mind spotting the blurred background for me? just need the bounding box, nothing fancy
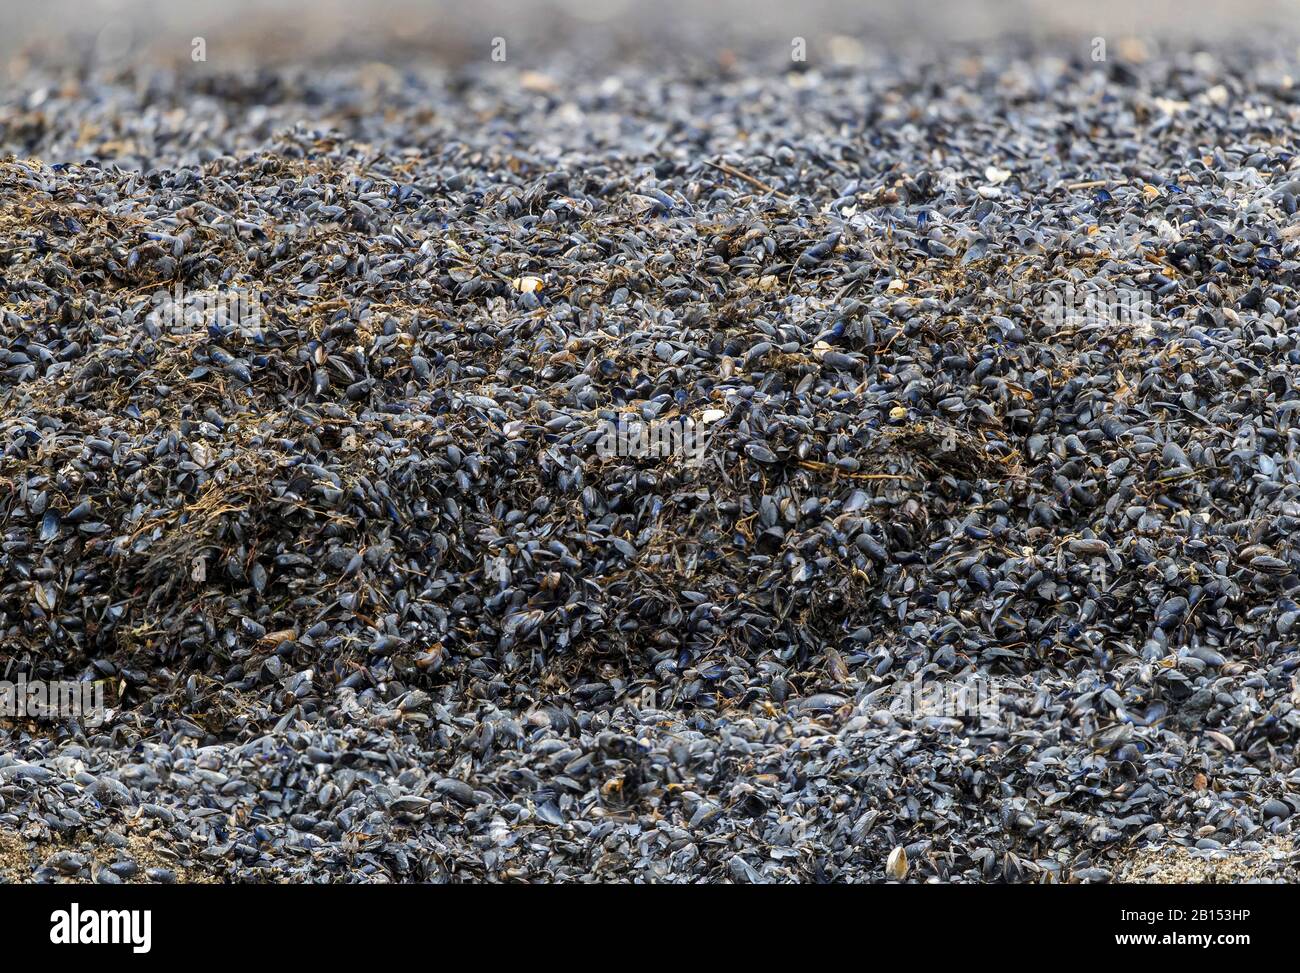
[3,0,1299,76]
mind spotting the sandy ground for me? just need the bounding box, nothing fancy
[1117,839,1297,883]
[0,824,222,884]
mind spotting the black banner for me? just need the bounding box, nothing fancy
[0,883,1280,961]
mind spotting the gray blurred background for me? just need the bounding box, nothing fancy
[3,0,1299,75]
